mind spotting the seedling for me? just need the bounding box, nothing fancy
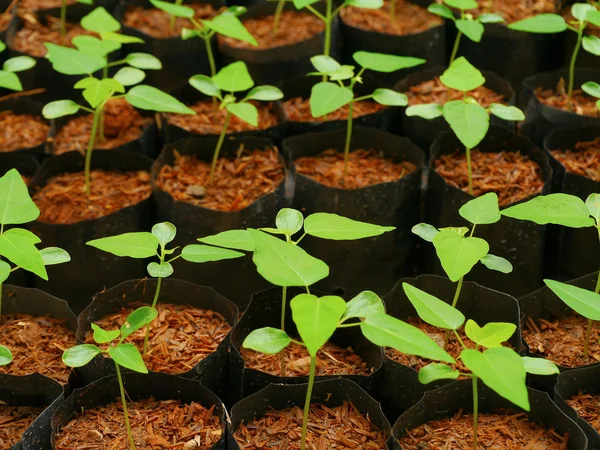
[62,306,157,450]
[308,52,425,184]
[244,291,455,450]
[60,0,94,38]
[0,346,11,366]
[502,193,600,358]
[42,7,194,196]
[86,221,244,355]
[406,57,524,195]
[508,4,600,112]
[0,41,36,96]
[582,81,600,109]
[0,169,71,318]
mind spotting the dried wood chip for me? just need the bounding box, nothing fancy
[282,97,385,123]
[0,404,44,449]
[551,139,600,182]
[463,0,556,23]
[536,85,600,117]
[566,391,600,433]
[11,17,93,57]
[0,111,49,152]
[123,4,215,38]
[406,77,506,108]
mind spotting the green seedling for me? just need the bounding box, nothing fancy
[582,81,600,110]
[86,221,244,355]
[0,345,11,366]
[0,41,36,95]
[186,61,283,184]
[60,0,94,38]
[502,193,600,358]
[42,7,194,197]
[308,52,425,184]
[509,3,600,112]
[62,306,157,450]
[244,291,455,450]
[0,169,71,318]
[406,57,524,195]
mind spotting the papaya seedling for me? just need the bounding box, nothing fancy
[0,345,11,366]
[0,41,36,94]
[60,0,94,38]
[582,81,600,109]
[62,306,157,450]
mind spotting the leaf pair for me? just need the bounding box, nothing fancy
[0,42,36,92]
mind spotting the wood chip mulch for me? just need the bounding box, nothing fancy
[33,170,152,224]
[155,147,284,211]
[406,77,506,108]
[234,400,387,449]
[468,0,556,24]
[397,410,569,449]
[340,0,442,35]
[123,4,215,39]
[0,13,11,32]
[85,302,232,374]
[18,0,76,13]
[241,340,373,377]
[523,314,600,368]
[51,99,152,155]
[0,111,49,152]
[295,148,415,189]
[551,140,600,182]
[536,83,599,117]
[283,97,385,122]
[434,150,544,206]
[54,398,223,450]
[0,405,44,449]
[167,101,280,135]
[566,391,600,433]
[10,17,92,57]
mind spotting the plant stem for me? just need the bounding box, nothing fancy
[324,0,332,57]
[341,100,354,185]
[449,31,462,65]
[115,363,136,450]
[595,227,600,294]
[444,276,464,350]
[584,319,593,358]
[466,147,474,196]
[567,29,583,112]
[272,0,286,34]
[209,111,230,185]
[390,0,395,22]
[84,109,101,197]
[280,286,287,377]
[472,375,479,450]
[60,0,67,39]
[98,106,106,142]
[300,356,317,450]
[143,276,162,357]
[204,35,216,77]
[170,0,184,31]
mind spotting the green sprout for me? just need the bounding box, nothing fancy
[0,346,11,366]
[62,306,157,450]
[406,57,524,196]
[60,0,93,38]
[0,41,36,95]
[582,81,600,109]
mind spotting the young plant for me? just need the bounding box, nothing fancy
[508,4,600,111]
[308,51,425,184]
[0,346,11,366]
[60,0,94,38]
[42,7,194,196]
[406,57,524,195]
[582,80,600,109]
[0,41,36,96]
[502,193,600,358]
[62,306,157,450]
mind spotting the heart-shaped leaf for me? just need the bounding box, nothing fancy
[464,319,516,348]
[403,283,465,330]
[0,169,39,225]
[304,213,395,240]
[243,327,292,354]
[433,230,489,282]
[443,100,489,149]
[309,82,353,117]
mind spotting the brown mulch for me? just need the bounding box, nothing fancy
[566,391,600,433]
[470,0,556,24]
[18,0,75,13]
[406,77,506,108]
[123,3,215,39]
[234,400,387,449]
[51,99,152,155]
[156,147,284,211]
[10,17,92,57]
[0,313,75,384]
[0,13,11,32]
[536,83,599,117]
[523,315,600,368]
[54,398,223,450]
[551,140,600,182]
[295,148,416,189]
[0,405,44,449]
[397,410,569,449]
[341,0,442,35]
[283,97,385,122]
[241,340,373,377]
[0,111,49,152]
[220,11,324,49]
[168,101,280,135]
[33,170,152,224]
[434,150,544,206]
[84,302,232,374]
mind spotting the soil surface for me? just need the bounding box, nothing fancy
[54,398,223,449]
[396,410,569,449]
[536,83,599,116]
[283,97,385,122]
[566,391,600,433]
[241,340,373,377]
[295,148,415,189]
[156,146,284,211]
[434,150,545,206]
[123,3,215,39]
[33,169,152,224]
[341,0,442,35]
[18,0,76,13]
[0,405,44,449]
[11,17,91,57]
[234,400,386,449]
[52,99,152,155]
[551,139,600,182]
[85,302,232,374]
[0,111,49,152]
[406,77,506,108]
[523,314,600,367]
[168,100,280,135]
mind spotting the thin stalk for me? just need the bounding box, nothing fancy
[466,147,474,196]
[472,375,479,450]
[143,275,163,356]
[98,106,106,142]
[449,31,462,65]
[60,0,67,39]
[390,0,395,22]
[84,109,101,197]
[341,100,354,185]
[595,227,600,294]
[280,286,287,376]
[323,0,332,57]
[204,35,217,77]
[209,111,231,185]
[115,363,136,450]
[272,0,286,34]
[444,276,464,350]
[567,29,583,112]
[300,356,317,450]
[169,0,184,30]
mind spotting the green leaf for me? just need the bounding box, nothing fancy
[125,85,195,114]
[352,51,425,73]
[147,261,173,278]
[204,13,258,46]
[309,82,353,117]
[291,294,346,357]
[72,35,120,57]
[342,291,385,321]
[427,4,454,19]
[40,247,70,266]
[572,3,595,21]
[243,327,292,354]
[189,74,221,97]
[480,254,513,273]
[372,88,408,106]
[181,244,244,263]
[418,363,459,384]
[42,100,80,119]
[479,13,504,23]
[126,53,162,70]
[583,36,600,56]
[443,100,489,149]
[74,77,98,89]
[411,223,439,242]
[101,32,144,44]
[489,103,525,121]
[402,283,465,330]
[293,0,319,8]
[91,323,120,344]
[522,356,559,375]
[344,0,383,8]
[586,193,600,224]
[456,19,484,43]
[87,232,159,258]
[326,65,355,81]
[311,55,341,74]
[198,230,254,251]
[108,343,148,373]
[582,81,600,98]
[213,61,254,92]
[121,306,158,339]
[440,57,485,91]
[62,344,101,367]
[0,229,47,280]
[245,85,283,101]
[588,9,600,27]
[459,192,501,225]
[508,14,567,33]
[304,213,395,240]
[276,208,304,235]
[45,44,107,75]
[544,279,600,320]
[3,56,35,73]
[0,42,5,53]
[464,319,516,348]
[0,169,40,225]
[0,346,12,366]
[81,7,121,33]
[440,226,470,236]
[149,0,195,17]
[433,229,489,282]
[227,102,258,126]
[83,78,124,108]
[406,103,443,119]
[114,67,146,86]
[0,261,10,284]
[444,0,477,9]
[0,71,21,91]
[501,194,595,228]
[2,228,40,244]
[151,222,176,246]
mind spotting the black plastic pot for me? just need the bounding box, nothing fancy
[227,378,396,449]
[393,379,588,449]
[424,126,552,299]
[50,372,226,449]
[283,127,424,298]
[29,151,152,314]
[0,98,48,159]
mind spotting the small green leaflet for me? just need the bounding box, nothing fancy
[508,14,567,33]
[342,291,385,321]
[0,169,40,225]
[204,13,258,47]
[227,102,258,126]
[433,230,489,282]
[443,100,489,149]
[309,82,353,117]
[0,71,21,91]
[121,307,158,339]
[0,228,47,280]
[181,244,244,263]
[81,7,121,33]
[114,67,146,86]
[586,193,600,224]
[418,363,459,384]
[189,75,221,97]
[3,56,36,73]
[44,44,107,75]
[243,327,292,354]
[411,223,439,242]
[402,283,465,330]
[91,323,120,344]
[275,208,304,235]
[147,261,174,278]
[87,232,159,258]
[427,4,453,19]
[521,356,559,375]
[108,343,148,373]
[464,319,516,348]
[0,261,10,284]
[62,344,102,367]
[42,100,80,119]
[444,0,477,9]
[582,81,600,99]
[459,192,501,225]
[583,36,600,56]
[246,86,284,101]
[40,247,71,266]
[544,279,600,321]
[406,103,443,119]
[126,53,162,70]
[213,61,254,92]
[488,103,525,121]
[151,222,176,246]
[456,20,484,43]
[480,254,513,273]
[198,230,254,251]
[372,89,408,106]
[125,85,195,114]
[352,51,425,73]
[304,213,395,240]
[150,0,195,18]
[440,57,486,92]
[0,346,12,366]
[501,194,595,228]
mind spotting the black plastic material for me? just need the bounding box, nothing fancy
[0,98,47,159]
[424,126,552,299]
[283,127,424,298]
[393,379,588,449]
[50,372,226,450]
[227,378,396,449]
[29,151,152,314]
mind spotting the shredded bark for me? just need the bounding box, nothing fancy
[397,410,569,449]
[123,4,215,39]
[51,99,152,155]
[295,148,415,189]
[566,391,600,433]
[54,398,223,450]
[33,170,152,224]
[241,340,373,377]
[18,0,76,13]
[406,77,506,108]
[434,150,544,206]
[551,139,600,182]
[234,401,386,449]
[341,0,442,35]
[156,147,284,211]
[11,17,92,57]
[0,404,44,449]
[563,7,600,37]
[469,0,556,24]
[283,97,385,122]
[0,111,49,152]
[535,82,599,117]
